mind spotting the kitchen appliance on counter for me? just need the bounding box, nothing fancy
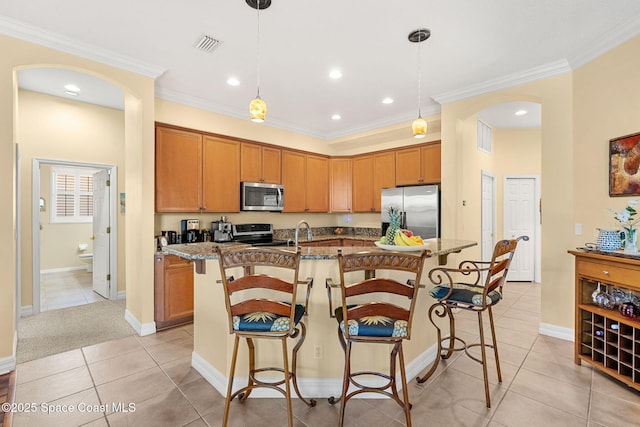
[241,182,284,211]
[232,223,290,246]
[181,219,202,243]
[381,185,440,239]
[212,220,233,242]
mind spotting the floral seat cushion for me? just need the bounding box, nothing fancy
[334,307,407,338]
[233,304,305,332]
[429,283,502,307]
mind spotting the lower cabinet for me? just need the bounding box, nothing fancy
[154,254,194,330]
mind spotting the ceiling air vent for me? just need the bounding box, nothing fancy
[194,34,223,53]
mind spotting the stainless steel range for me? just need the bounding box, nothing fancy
[231,223,290,246]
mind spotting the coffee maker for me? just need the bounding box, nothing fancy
[181,219,200,243]
[212,219,233,242]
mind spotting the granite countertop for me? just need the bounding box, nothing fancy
[163,239,477,261]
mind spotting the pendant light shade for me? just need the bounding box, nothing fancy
[250,96,267,122]
[412,117,427,138]
[409,28,430,138]
[247,0,271,122]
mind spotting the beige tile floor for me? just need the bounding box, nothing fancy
[40,270,105,311]
[12,281,640,426]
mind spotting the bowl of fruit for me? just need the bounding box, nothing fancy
[376,229,429,252]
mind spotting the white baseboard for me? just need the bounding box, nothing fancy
[539,322,574,341]
[20,305,33,317]
[191,342,439,399]
[0,332,17,374]
[117,290,126,300]
[40,266,86,274]
[124,309,156,337]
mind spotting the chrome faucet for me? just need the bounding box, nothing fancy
[295,220,312,247]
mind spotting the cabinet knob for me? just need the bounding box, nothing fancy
[603,270,609,275]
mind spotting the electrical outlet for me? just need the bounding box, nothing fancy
[313,345,322,359]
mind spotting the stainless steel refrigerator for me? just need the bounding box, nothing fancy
[381,185,440,239]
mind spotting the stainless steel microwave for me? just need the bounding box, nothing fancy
[241,182,284,211]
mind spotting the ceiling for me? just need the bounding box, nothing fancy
[3,1,640,140]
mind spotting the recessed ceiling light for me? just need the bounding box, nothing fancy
[332,114,341,120]
[382,97,394,104]
[329,69,342,79]
[64,84,80,93]
[515,109,527,116]
[64,91,79,96]
[227,77,240,86]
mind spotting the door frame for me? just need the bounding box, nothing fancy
[30,158,118,315]
[480,170,497,263]
[504,174,541,282]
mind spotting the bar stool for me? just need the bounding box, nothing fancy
[416,236,528,407]
[326,249,427,427]
[215,246,316,427]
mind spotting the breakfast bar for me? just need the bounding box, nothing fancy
[165,238,476,397]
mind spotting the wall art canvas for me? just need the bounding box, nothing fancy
[610,132,640,196]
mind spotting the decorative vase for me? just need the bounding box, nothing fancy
[623,228,638,253]
[596,228,622,251]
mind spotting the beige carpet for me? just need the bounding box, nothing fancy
[17,300,136,364]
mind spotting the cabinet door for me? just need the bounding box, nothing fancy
[261,146,281,184]
[202,136,240,212]
[306,154,330,212]
[164,262,194,321]
[240,142,262,183]
[352,155,375,212]
[282,150,307,212]
[373,152,396,212]
[155,126,202,212]
[395,146,422,186]
[421,143,441,183]
[331,158,352,213]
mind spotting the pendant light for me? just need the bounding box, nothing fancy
[247,0,271,122]
[409,28,430,138]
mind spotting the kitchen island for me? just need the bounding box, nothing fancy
[165,238,476,398]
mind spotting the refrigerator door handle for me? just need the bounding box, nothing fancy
[401,211,407,229]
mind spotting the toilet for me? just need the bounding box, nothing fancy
[79,253,93,272]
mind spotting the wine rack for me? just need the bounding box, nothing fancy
[570,250,640,391]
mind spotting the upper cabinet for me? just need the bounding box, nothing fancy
[395,142,441,186]
[155,126,203,212]
[330,158,352,213]
[202,136,240,212]
[282,150,329,213]
[352,151,396,212]
[155,124,240,213]
[241,142,281,184]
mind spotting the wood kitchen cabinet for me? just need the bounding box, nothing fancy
[155,124,240,213]
[282,150,329,213]
[202,135,240,212]
[352,151,396,212]
[330,158,352,213]
[154,254,194,330]
[570,250,640,392]
[395,142,441,186]
[241,142,281,184]
[155,126,203,212]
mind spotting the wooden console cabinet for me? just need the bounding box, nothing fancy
[570,250,640,391]
[154,253,194,330]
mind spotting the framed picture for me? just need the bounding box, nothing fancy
[610,131,640,196]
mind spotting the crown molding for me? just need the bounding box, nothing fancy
[433,59,572,105]
[569,14,640,70]
[0,15,166,78]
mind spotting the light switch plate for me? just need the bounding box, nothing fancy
[575,223,582,235]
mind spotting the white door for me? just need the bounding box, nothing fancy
[504,177,535,281]
[481,172,496,262]
[93,169,111,298]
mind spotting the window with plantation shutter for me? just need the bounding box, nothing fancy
[51,168,96,223]
[478,119,493,153]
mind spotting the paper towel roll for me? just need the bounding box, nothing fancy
[78,243,88,251]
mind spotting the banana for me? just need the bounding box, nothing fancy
[394,231,405,245]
